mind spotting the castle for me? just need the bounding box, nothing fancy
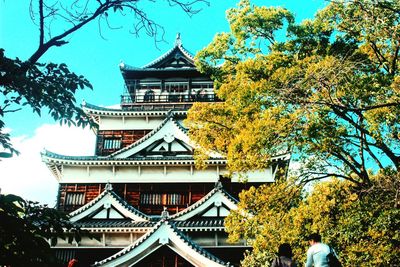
[42,36,289,266]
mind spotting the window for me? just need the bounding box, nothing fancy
[140,193,187,206]
[103,138,121,150]
[165,81,188,92]
[138,80,161,90]
[191,81,213,90]
[65,192,85,206]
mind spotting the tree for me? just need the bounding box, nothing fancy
[0,193,86,267]
[225,173,400,266]
[0,0,209,157]
[186,1,400,265]
[0,0,209,264]
[187,0,400,188]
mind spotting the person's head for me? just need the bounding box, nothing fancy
[277,243,293,258]
[307,233,322,245]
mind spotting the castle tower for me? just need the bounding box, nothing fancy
[42,37,289,266]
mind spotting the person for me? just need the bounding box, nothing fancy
[305,233,338,267]
[68,259,79,267]
[271,243,297,267]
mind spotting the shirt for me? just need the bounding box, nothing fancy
[305,243,331,267]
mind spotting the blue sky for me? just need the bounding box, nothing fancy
[0,0,325,204]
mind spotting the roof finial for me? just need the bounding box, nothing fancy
[161,206,169,220]
[215,181,223,190]
[105,182,113,191]
[175,33,181,46]
[119,60,125,69]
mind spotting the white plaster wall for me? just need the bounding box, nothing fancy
[105,233,132,247]
[231,168,274,183]
[99,116,164,130]
[60,165,221,183]
[79,234,104,246]
[60,165,275,183]
[54,233,146,248]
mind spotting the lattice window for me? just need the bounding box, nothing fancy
[65,192,85,206]
[165,81,188,92]
[138,80,161,90]
[140,193,187,205]
[103,138,121,150]
[191,81,213,90]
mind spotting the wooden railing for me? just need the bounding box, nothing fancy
[121,92,220,105]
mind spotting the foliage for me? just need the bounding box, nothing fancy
[0,0,209,157]
[187,0,400,187]
[0,49,94,158]
[225,172,400,266]
[0,193,86,267]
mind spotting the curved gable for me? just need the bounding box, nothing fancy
[110,114,193,159]
[170,183,238,221]
[93,220,232,267]
[69,185,150,223]
[142,36,195,69]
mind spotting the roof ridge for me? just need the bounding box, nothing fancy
[107,110,175,158]
[81,102,122,112]
[93,219,233,267]
[68,187,150,221]
[142,42,194,69]
[169,183,238,220]
[168,221,231,266]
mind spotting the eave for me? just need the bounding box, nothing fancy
[69,185,151,223]
[82,102,187,117]
[42,151,226,166]
[93,219,233,267]
[120,67,205,80]
[170,182,238,221]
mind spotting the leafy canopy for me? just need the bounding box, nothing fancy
[0,193,87,267]
[187,0,400,188]
[225,172,400,266]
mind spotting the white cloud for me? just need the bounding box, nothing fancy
[0,124,95,206]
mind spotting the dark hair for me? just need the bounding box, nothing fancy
[278,243,293,258]
[307,233,322,242]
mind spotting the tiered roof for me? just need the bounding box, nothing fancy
[142,34,195,69]
[68,183,151,223]
[93,220,233,267]
[69,182,237,231]
[41,113,226,180]
[170,182,238,221]
[67,182,238,266]
[119,34,200,80]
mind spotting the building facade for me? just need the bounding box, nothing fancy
[42,37,289,267]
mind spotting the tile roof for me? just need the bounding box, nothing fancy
[174,218,225,229]
[74,218,227,231]
[142,42,195,69]
[69,185,151,222]
[169,182,238,220]
[42,149,220,162]
[74,219,155,228]
[93,219,233,267]
[82,101,189,115]
[108,111,178,158]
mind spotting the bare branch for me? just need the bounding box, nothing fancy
[39,0,45,46]
[298,171,361,186]
[27,0,209,64]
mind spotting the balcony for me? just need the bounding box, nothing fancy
[121,92,221,108]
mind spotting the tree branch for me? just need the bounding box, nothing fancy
[299,171,361,186]
[39,0,44,46]
[331,106,399,169]
[28,0,209,64]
